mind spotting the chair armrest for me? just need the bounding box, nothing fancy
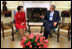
[57,21,62,27]
[11,18,15,24]
[11,18,16,33]
[59,21,62,23]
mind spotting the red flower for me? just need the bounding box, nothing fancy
[39,46,42,48]
[43,45,48,48]
[40,42,44,44]
[26,43,29,46]
[43,43,48,48]
[38,33,42,37]
[25,35,28,38]
[37,43,41,46]
[34,47,37,48]
[44,39,48,44]
[26,41,31,46]
[35,33,38,36]
[29,45,32,48]
[31,33,34,36]
[28,41,31,45]
[22,37,26,41]
[20,40,24,45]
[40,42,48,48]
[22,45,25,48]
[43,37,45,40]
[35,40,37,43]
[29,33,34,39]
[35,36,39,42]
[40,37,43,42]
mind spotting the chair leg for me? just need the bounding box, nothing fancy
[11,22,15,41]
[28,25,31,34]
[57,33,60,42]
[68,31,70,41]
[57,26,60,42]
[12,27,14,41]
[2,26,4,40]
[25,28,27,33]
[68,23,71,41]
[12,32,14,41]
[2,27,4,40]
[1,22,4,40]
[27,21,31,34]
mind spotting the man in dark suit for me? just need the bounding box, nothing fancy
[40,5,60,39]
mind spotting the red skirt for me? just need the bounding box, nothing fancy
[15,24,26,30]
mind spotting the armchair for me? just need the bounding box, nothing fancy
[11,10,29,41]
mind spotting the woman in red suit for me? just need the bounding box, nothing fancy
[15,6,26,39]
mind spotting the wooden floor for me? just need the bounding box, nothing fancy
[1,33,71,48]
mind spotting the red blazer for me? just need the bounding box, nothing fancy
[15,12,26,29]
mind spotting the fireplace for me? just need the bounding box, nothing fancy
[27,8,47,22]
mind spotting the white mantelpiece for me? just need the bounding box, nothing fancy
[23,1,51,11]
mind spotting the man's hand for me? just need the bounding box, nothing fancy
[21,22,24,26]
[40,15,44,18]
[54,22,57,27]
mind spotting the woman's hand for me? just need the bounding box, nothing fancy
[21,22,24,26]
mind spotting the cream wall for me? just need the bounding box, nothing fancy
[55,1,71,14]
[55,1,71,23]
[1,1,71,11]
[55,1,71,8]
[1,1,20,10]
[1,1,71,23]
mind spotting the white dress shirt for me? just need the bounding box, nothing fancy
[49,11,54,21]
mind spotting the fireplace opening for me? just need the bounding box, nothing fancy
[27,8,47,22]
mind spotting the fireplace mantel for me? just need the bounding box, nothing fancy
[23,1,51,11]
[23,1,51,3]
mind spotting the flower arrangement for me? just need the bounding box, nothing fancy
[20,33,48,48]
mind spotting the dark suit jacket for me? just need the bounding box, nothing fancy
[44,10,60,23]
[43,10,60,28]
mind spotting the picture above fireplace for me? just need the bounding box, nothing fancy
[27,8,47,22]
